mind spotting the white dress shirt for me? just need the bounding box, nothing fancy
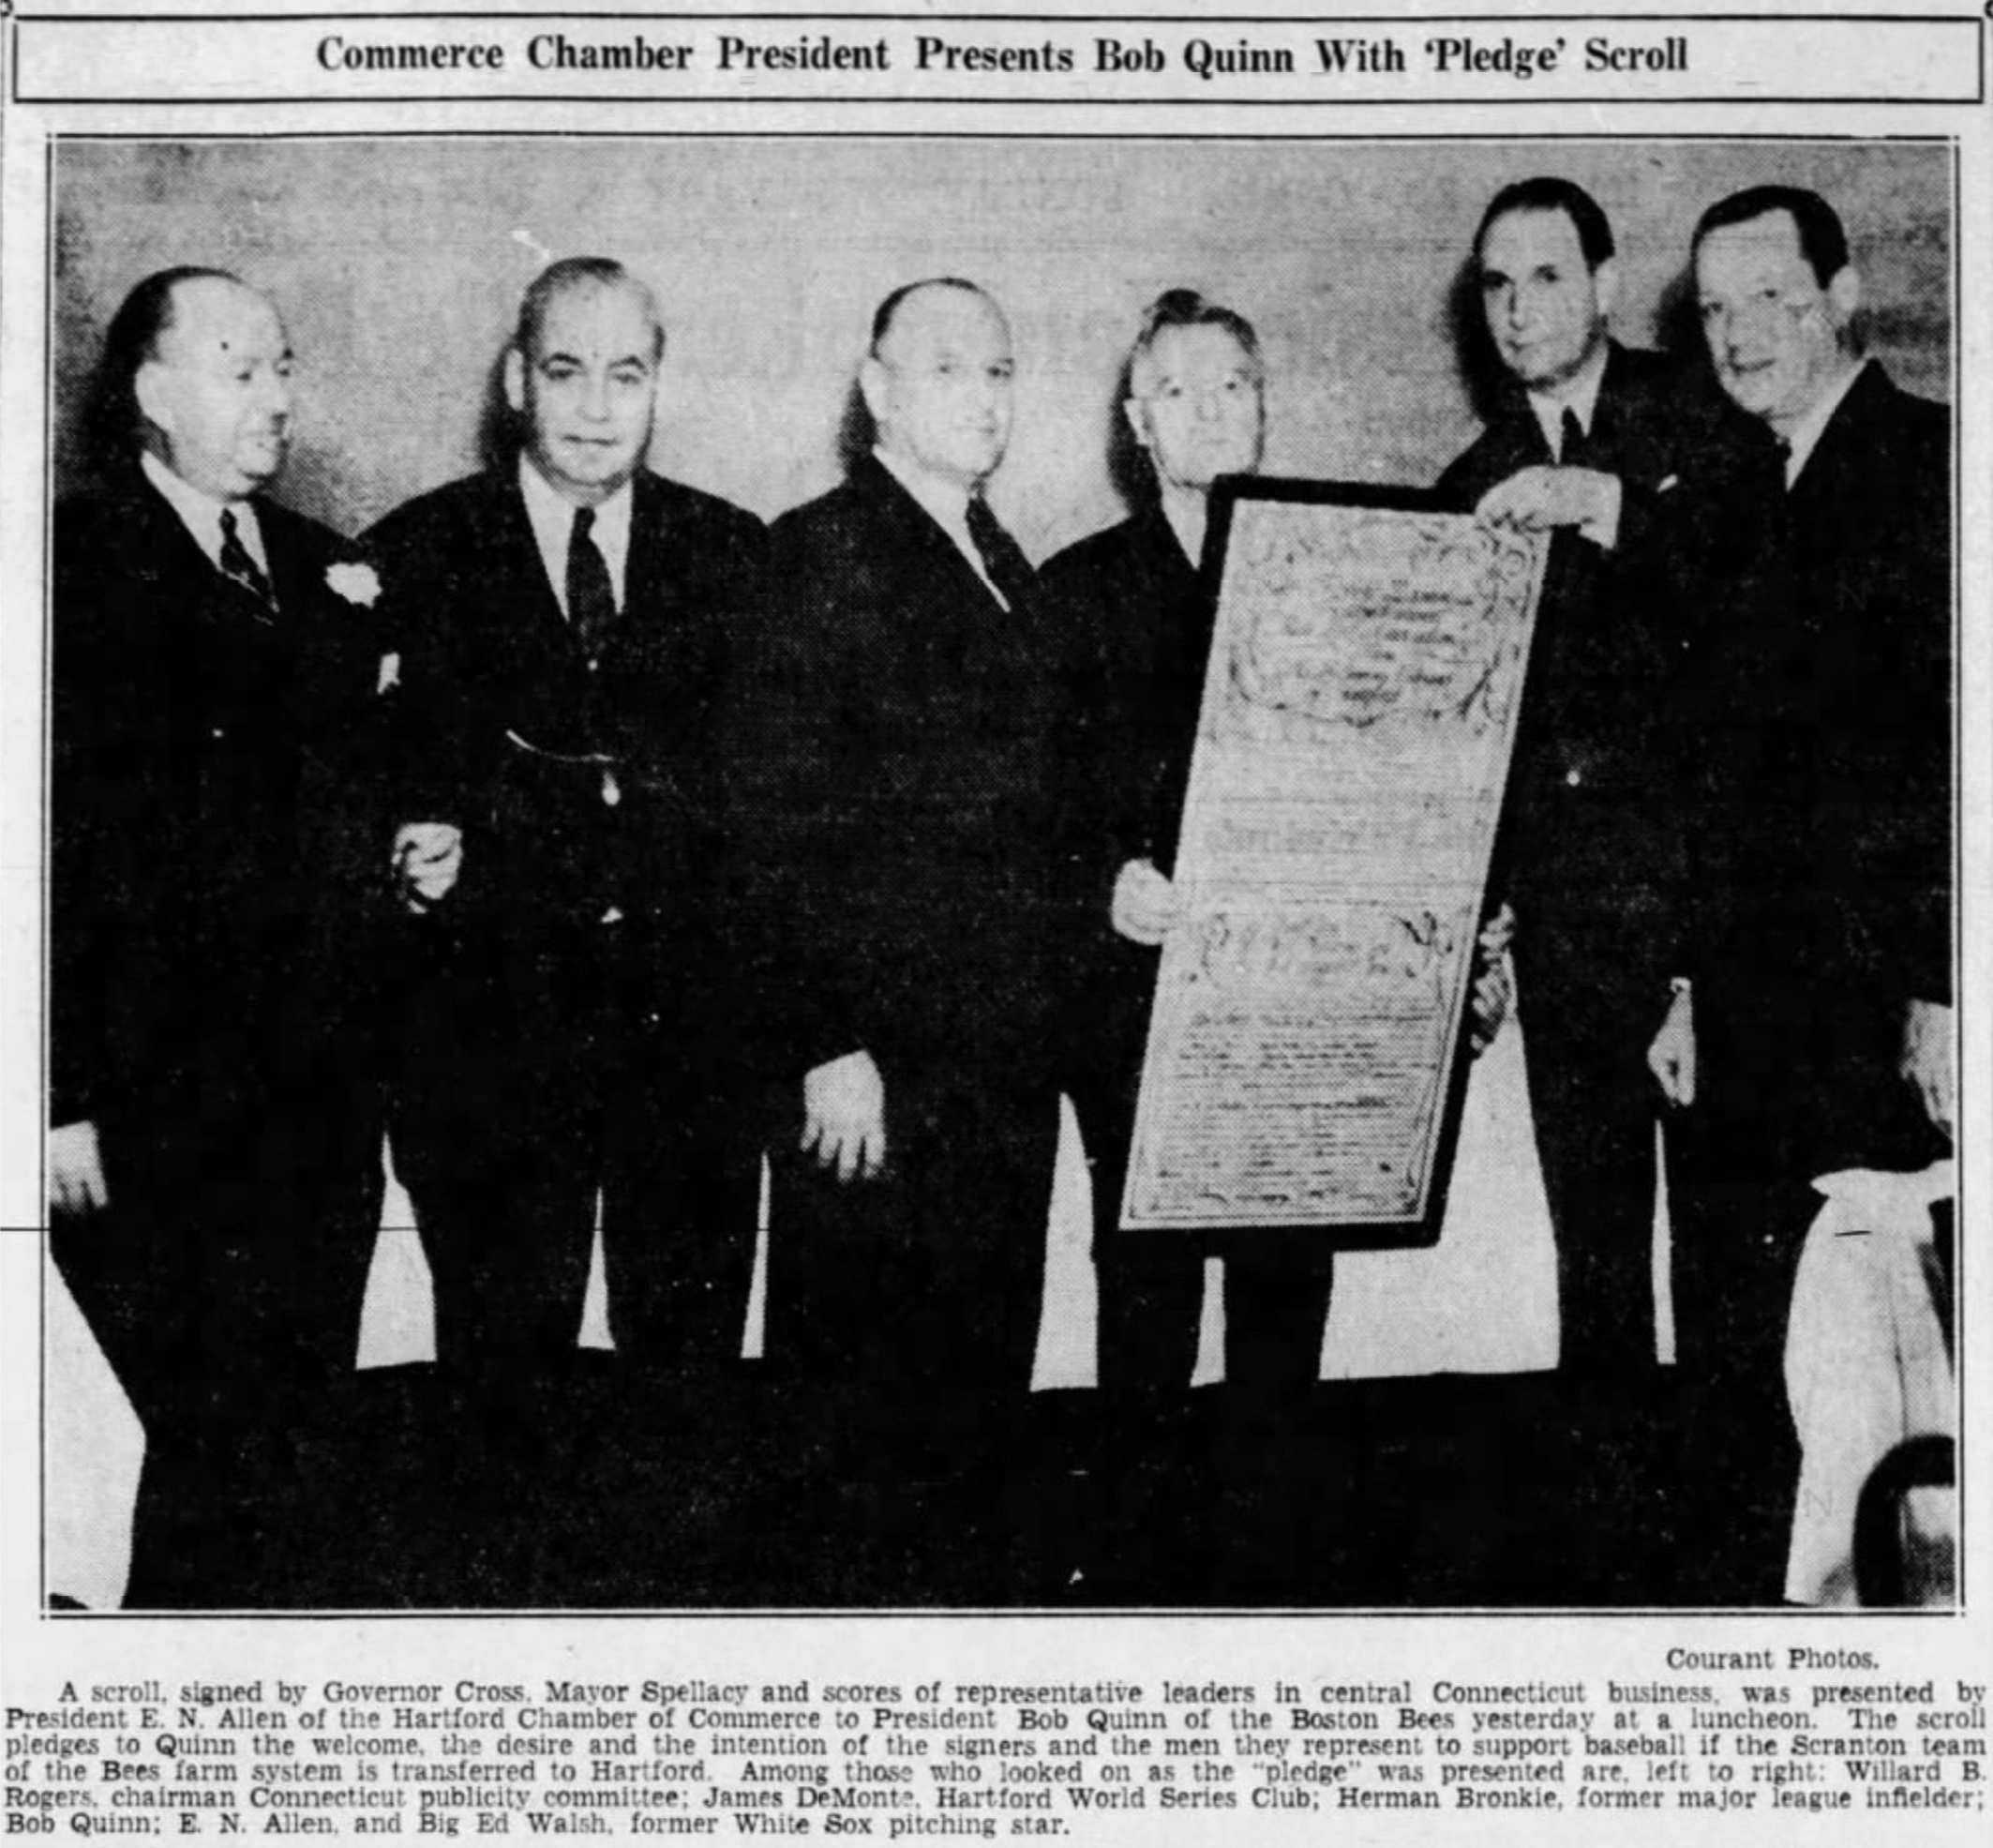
[873,444,1010,608]
[517,455,634,620]
[141,449,272,581]
[1526,339,1610,460]
[1524,342,1620,548]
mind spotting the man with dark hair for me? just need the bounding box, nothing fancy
[369,259,766,1518]
[1473,174,1618,273]
[1437,179,1753,1390]
[52,267,394,1605]
[1691,182,1851,291]
[1657,188,1951,1596]
[735,278,1067,1600]
[1670,183,1950,1175]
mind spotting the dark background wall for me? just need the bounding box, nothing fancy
[54,138,1950,554]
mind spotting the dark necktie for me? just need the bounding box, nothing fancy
[966,493,1036,610]
[1557,406,1591,469]
[217,507,275,613]
[567,506,618,660]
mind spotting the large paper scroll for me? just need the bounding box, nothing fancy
[1120,484,1548,1241]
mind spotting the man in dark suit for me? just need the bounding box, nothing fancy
[370,260,766,1490]
[1041,292,1335,1404]
[736,278,1067,1599]
[1665,184,1950,1190]
[1037,290,1349,1603]
[1437,178,1750,1389]
[1656,188,1951,1598]
[51,267,393,1605]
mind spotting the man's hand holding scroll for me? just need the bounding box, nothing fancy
[1476,465,1624,548]
[1468,903,1517,1056]
[1110,856,1184,946]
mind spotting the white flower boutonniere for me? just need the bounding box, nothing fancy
[326,561,382,608]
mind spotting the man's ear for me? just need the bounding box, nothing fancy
[858,353,890,431]
[502,346,526,416]
[132,361,174,442]
[1825,263,1863,336]
[1121,397,1153,454]
[1592,255,1622,323]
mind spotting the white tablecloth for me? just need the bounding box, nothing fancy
[1783,1162,1956,1605]
[1321,1006,1562,1377]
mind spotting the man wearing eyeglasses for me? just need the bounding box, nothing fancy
[1659,190,1951,1576]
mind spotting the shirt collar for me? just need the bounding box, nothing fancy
[140,448,265,573]
[1780,358,1867,488]
[517,454,635,614]
[874,443,975,533]
[1526,339,1611,460]
[873,444,1008,605]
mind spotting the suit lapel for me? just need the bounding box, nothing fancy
[858,455,1011,624]
[258,495,333,619]
[114,470,276,637]
[1785,363,1884,530]
[490,468,697,657]
[479,472,572,646]
[1590,345,1683,488]
[622,472,682,646]
[1588,349,1631,464]
[1487,398,1551,479]
[117,469,349,639]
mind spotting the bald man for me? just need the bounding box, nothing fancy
[736,279,1071,1598]
[51,268,395,1605]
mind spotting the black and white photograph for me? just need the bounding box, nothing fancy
[35,128,1959,1616]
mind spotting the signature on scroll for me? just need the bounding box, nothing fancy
[1220,508,1535,743]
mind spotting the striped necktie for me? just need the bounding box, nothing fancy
[218,507,276,612]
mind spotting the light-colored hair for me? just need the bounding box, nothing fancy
[1126,288,1263,398]
[514,257,665,364]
